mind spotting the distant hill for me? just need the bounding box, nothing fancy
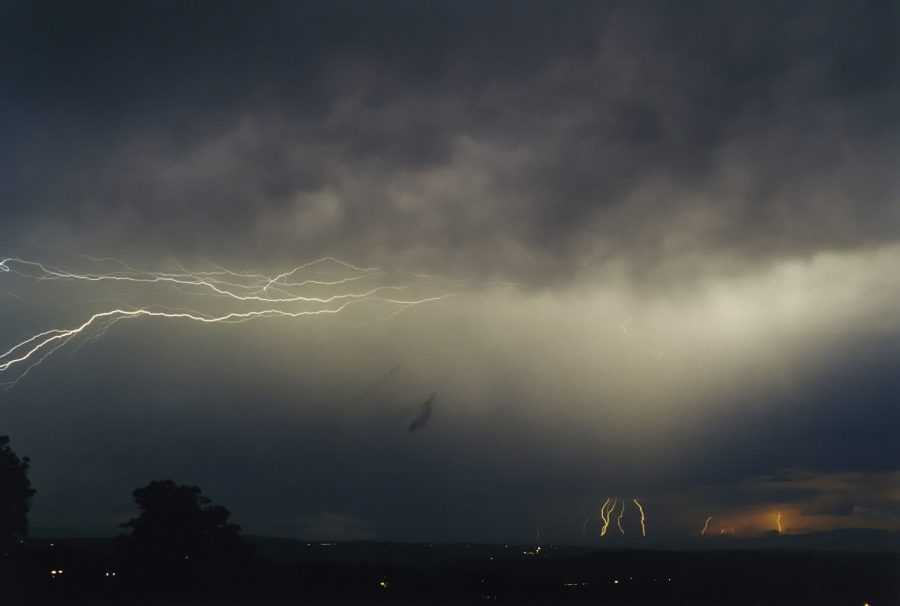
[30,527,899,566]
[665,528,900,553]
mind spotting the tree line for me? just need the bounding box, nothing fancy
[1,434,252,600]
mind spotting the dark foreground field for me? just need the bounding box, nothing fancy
[2,538,897,605]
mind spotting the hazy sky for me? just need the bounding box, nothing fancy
[1,1,898,544]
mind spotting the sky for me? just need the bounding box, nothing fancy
[0,1,898,544]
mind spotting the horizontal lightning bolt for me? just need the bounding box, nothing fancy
[0,255,474,388]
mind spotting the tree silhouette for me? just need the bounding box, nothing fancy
[0,435,36,549]
[119,480,250,590]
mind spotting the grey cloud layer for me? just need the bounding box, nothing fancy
[1,1,897,282]
[1,2,898,542]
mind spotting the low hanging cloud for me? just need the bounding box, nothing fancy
[0,2,896,285]
[0,1,897,542]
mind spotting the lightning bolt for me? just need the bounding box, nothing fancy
[599,498,614,537]
[1,257,406,304]
[701,516,712,536]
[776,511,783,534]
[632,498,646,537]
[598,497,646,538]
[0,255,476,388]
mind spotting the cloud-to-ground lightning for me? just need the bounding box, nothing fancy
[0,255,479,388]
[597,497,647,538]
[632,498,646,537]
[599,498,614,537]
[701,516,712,536]
[776,511,783,534]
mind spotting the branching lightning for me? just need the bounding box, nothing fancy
[599,498,614,537]
[0,255,480,388]
[597,497,647,538]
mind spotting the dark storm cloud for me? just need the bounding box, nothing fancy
[1,1,899,543]
[0,1,897,282]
